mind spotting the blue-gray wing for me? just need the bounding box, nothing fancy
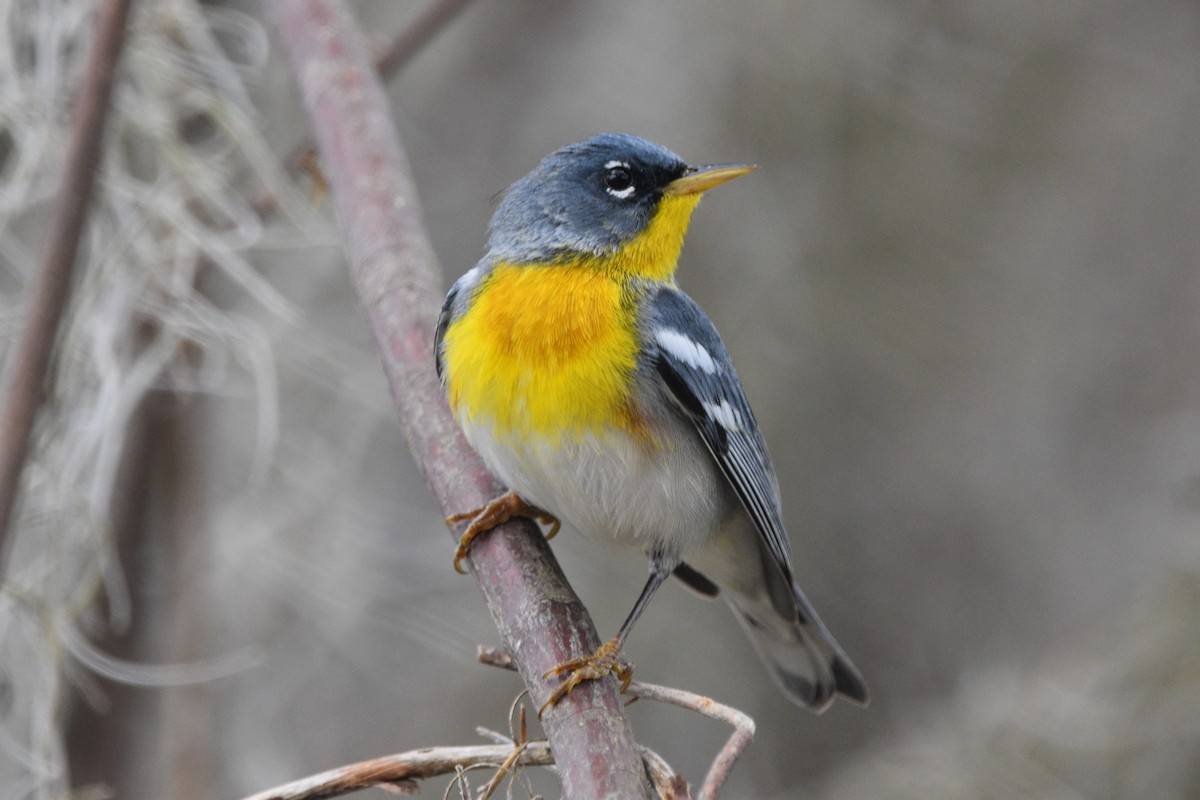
[434,285,456,381]
[647,287,871,710]
[645,287,795,588]
[435,265,485,382]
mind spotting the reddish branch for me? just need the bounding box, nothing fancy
[0,0,135,562]
[266,1,650,797]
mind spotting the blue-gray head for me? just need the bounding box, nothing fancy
[485,133,754,265]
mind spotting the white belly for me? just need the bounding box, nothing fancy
[458,410,736,557]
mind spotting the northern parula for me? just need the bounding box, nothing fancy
[436,133,868,713]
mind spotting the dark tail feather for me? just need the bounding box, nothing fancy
[725,581,868,712]
[831,651,869,705]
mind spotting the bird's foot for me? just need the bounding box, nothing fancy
[446,490,561,574]
[539,637,633,718]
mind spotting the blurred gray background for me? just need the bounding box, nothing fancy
[3,0,1199,797]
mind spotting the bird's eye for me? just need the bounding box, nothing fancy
[603,162,635,197]
[605,166,633,191]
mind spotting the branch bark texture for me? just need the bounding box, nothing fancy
[266,1,650,797]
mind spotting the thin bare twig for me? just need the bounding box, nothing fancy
[266,2,649,797]
[0,0,135,564]
[279,0,477,178]
[239,742,554,800]
[374,0,475,78]
[475,741,528,800]
[242,664,702,800]
[628,682,755,800]
[478,645,755,800]
[637,745,690,800]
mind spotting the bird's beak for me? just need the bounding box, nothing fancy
[665,163,757,196]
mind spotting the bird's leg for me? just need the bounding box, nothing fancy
[539,554,675,717]
[446,490,561,574]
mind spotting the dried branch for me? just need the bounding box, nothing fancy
[637,745,690,800]
[280,0,477,180]
[479,646,755,800]
[0,0,134,563]
[239,692,689,800]
[375,0,477,82]
[266,1,649,797]
[239,742,555,800]
[627,682,754,800]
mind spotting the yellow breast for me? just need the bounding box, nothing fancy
[443,262,642,441]
[442,192,705,443]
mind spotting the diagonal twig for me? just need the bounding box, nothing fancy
[239,742,555,800]
[374,0,476,83]
[265,2,650,797]
[280,0,477,175]
[628,681,755,800]
[0,0,136,565]
[260,0,480,216]
[241,696,690,800]
[478,645,755,800]
[274,0,475,191]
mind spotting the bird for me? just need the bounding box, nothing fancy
[435,132,868,714]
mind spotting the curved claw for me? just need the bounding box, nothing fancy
[451,539,473,575]
[445,491,561,573]
[538,637,633,718]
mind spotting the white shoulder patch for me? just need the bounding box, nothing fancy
[655,328,718,374]
[702,399,745,432]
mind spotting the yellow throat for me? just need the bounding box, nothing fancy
[444,193,704,441]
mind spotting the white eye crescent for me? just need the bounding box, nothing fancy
[603,161,635,199]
